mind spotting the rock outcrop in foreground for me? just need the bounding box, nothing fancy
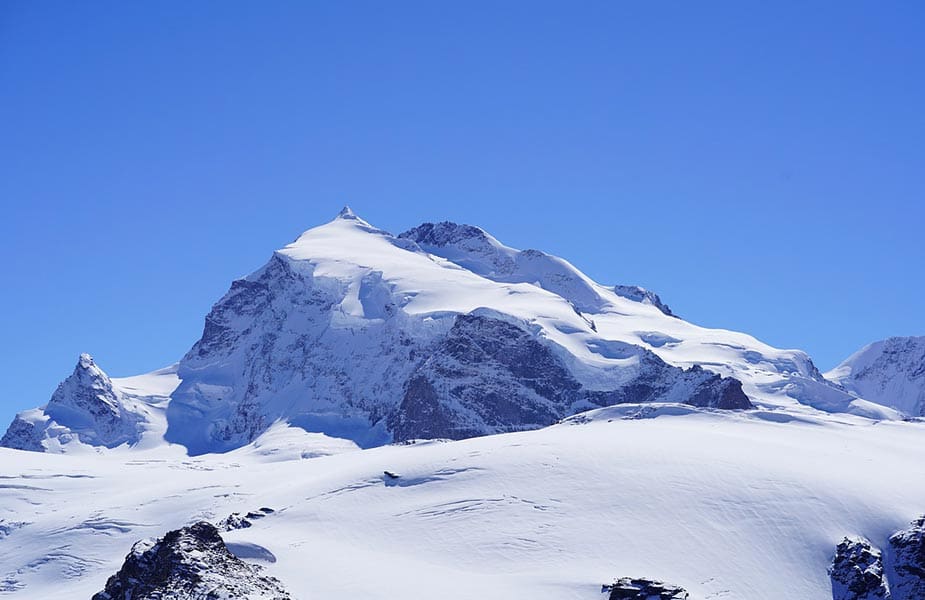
[93,521,290,600]
[830,537,889,600]
[888,516,925,600]
[830,516,925,600]
[602,577,688,599]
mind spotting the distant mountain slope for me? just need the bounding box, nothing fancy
[2,208,904,455]
[826,336,925,417]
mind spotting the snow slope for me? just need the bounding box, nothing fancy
[1,410,923,599]
[826,336,925,417]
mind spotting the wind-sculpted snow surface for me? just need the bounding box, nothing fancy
[827,336,925,417]
[1,412,925,599]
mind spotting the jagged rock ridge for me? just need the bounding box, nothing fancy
[888,516,925,600]
[217,507,275,532]
[830,516,925,600]
[92,521,290,600]
[612,284,675,316]
[602,577,689,599]
[389,313,748,440]
[830,537,890,600]
[0,354,154,451]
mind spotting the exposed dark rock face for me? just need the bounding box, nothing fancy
[584,361,750,411]
[0,417,43,451]
[92,522,289,600]
[399,221,486,247]
[602,577,689,599]
[390,375,468,441]
[613,285,675,317]
[888,516,925,600]
[400,221,609,313]
[217,507,275,532]
[830,537,890,600]
[399,221,516,276]
[389,314,750,441]
[829,517,925,600]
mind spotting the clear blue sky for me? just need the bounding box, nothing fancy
[2,1,923,424]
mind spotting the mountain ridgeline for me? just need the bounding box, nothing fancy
[2,208,921,455]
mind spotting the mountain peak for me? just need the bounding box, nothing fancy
[826,336,925,416]
[336,205,359,220]
[400,221,493,247]
[78,352,96,370]
[0,352,150,451]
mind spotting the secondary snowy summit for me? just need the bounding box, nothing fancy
[827,336,925,417]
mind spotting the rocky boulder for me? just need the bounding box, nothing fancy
[217,507,275,532]
[602,577,688,599]
[92,521,290,600]
[888,516,925,600]
[829,537,890,600]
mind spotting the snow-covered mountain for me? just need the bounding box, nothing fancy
[1,208,925,600]
[165,208,753,454]
[1,207,913,455]
[826,336,925,417]
[0,354,178,453]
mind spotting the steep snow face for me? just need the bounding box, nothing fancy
[167,211,747,454]
[826,336,925,417]
[0,356,179,453]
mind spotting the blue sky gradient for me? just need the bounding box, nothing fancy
[1,1,923,423]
